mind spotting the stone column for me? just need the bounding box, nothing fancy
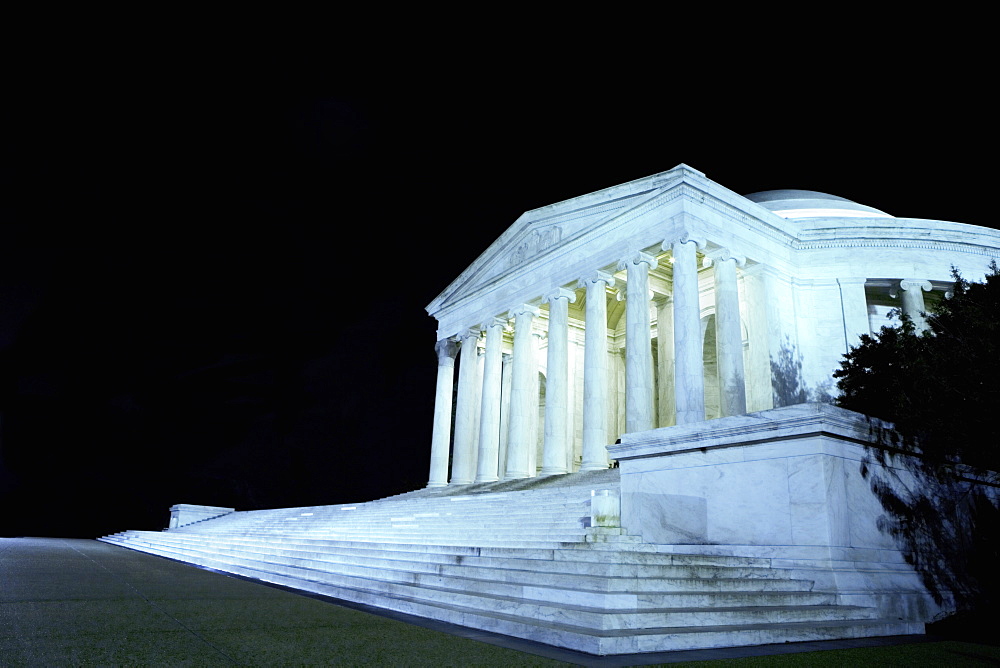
[838,278,871,351]
[427,338,458,487]
[668,236,706,425]
[529,330,542,475]
[450,329,481,485]
[619,252,658,433]
[706,250,747,417]
[474,317,506,483]
[741,263,773,412]
[898,279,932,333]
[761,265,799,408]
[541,288,576,476]
[498,353,512,477]
[579,271,615,471]
[504,304,540,480]
[655,295,675,427]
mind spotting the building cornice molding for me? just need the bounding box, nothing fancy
[427,165,1000,340]
[792,237,1000,257]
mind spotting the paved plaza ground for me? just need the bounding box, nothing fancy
[0,537,991,666]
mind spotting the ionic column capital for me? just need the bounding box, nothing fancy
[653,293,673,307]
[545,287,578,304]
[456,328,481,343]
[702,248,746,268]
[663,234,706,252]
[889,279,932,299]
[434,339,458,365]
[507,303,540,320]
[617,251,658,272]
[577,270,616,290]
[898,279,932,293]
[480,316,508,331]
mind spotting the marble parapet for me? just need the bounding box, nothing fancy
[167,504,235,529]
[608,403,901,549]
[607,403,956,621]
[611,402,879,459]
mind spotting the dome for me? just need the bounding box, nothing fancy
[745,189,893,219]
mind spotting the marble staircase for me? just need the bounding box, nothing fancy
[100,470,922,655]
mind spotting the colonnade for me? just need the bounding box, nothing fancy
[427,237,757,488]
[428,241,947,489]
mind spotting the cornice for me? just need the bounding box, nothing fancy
[792,217,1000,253]
[429,167,1000,341]
[791,237,1000,257]
[527,188,655,227]
[680,182,800,249]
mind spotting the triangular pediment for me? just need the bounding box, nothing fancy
[429,167,698,316]
[426,164,798,339]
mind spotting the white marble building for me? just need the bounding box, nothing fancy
[100,170,999,652]
[425,164,1000,487]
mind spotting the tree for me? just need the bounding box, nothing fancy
[834,263,1000,621]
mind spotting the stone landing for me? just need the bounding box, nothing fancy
[100,468,921,656]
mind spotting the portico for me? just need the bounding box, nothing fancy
[426,165,1000,486]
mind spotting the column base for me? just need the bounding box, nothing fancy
[579,463,610,472]
[473,475,499,484]
[538,468,568,476]
[425,482,448,488]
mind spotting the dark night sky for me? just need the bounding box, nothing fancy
[1,41,994,537]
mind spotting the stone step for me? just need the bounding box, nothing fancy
[218,500,593,516]
[111,532,786,579]
[216,520,593,531]
[101,463,922,656]
[114,530,772,570]
[166,533,587,549]
[117,531,569,559]
[106,533,814,595]
[107,535,825,607]
[176,516,591,528]
[216,525,591,535]
[190,496,593,513]
[181,523,590,534]
[164,494,590,514]
[101,538,877,631]
[100,536,915,656]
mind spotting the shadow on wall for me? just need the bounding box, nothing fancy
[860,422,1000,614]
[769,337,834,408]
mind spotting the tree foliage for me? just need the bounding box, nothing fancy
[834,263,1000,613]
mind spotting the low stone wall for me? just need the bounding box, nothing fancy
[607,402,967,622]
[167,504,235,529]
